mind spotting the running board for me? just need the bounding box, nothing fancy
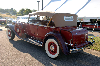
[22,38,43,46]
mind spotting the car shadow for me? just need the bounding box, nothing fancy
[9,40,100,66]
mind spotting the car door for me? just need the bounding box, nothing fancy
[29,23,38,37]
[37,25,51,40]
[22,23,38,38]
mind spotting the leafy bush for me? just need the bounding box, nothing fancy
[88,36,100,51]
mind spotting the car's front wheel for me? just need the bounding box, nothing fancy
[45,38,60,59]
[6,28,15,40]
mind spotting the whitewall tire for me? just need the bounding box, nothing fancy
[6,28,15,40]
[45,38,60,58]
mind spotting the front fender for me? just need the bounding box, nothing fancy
[44,32,70,55]
[5,24,21,39]
[5,24,15,30]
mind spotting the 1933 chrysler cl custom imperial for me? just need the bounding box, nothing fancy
[5,11,95,59]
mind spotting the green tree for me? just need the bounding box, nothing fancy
[16,12,22,16]
[12,9,17,15]
[23,9,32,15]
[0,8,4,13]
[17,9,25,16]
[0,8,17,15]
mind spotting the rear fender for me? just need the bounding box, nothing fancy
[43,32,70,55]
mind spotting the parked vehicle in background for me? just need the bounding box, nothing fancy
[77,17,100,30]
[5,11,95,59]
[81,23,100,30]
[7,18,13,23]
[0,18,6,24]
[17,15,37,23]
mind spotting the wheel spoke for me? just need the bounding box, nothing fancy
[48,42,57,55]
[45,38,59,58]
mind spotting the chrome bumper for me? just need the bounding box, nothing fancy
[70,48,84,53]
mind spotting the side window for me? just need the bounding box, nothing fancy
[29,15,38,23]
[40,16,48,25]
[29,15,55,27]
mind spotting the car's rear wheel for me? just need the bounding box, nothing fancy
[6,28,15,40]
[45,38,60,59]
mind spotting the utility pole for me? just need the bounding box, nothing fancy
[42,0,43,10]
[37,1,40,11]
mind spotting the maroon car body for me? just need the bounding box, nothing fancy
[5,11,95,59]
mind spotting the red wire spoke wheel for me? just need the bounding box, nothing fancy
[48,42,57,55]
[6,28,15,40]
[45,38,60,59]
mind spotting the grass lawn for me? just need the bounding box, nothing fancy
[88,36,100,51]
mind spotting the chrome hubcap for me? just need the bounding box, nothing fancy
[50,45,54,51]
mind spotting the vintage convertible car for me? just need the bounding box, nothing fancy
[5,11,95,59]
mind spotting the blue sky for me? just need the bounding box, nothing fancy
[0,0,100,17]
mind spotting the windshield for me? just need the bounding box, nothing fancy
[29,17,37,20]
